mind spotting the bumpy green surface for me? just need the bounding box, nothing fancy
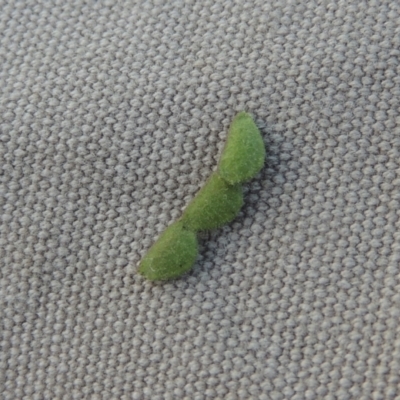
[218,111,266,184]
[139,112,266,281]
[138,221,198,280]
[180,172,243,231]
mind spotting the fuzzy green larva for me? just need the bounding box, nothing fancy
[138,112,265,281]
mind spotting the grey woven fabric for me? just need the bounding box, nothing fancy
[1,1,400,399]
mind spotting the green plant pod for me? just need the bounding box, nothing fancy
[138,221,198,280]
[218,111,266,184]
[180,172,243,231]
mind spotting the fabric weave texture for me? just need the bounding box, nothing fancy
[1,0,400,399]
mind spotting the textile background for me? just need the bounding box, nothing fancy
[1,1,399,399]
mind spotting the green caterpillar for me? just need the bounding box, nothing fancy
[139,112,266,280]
